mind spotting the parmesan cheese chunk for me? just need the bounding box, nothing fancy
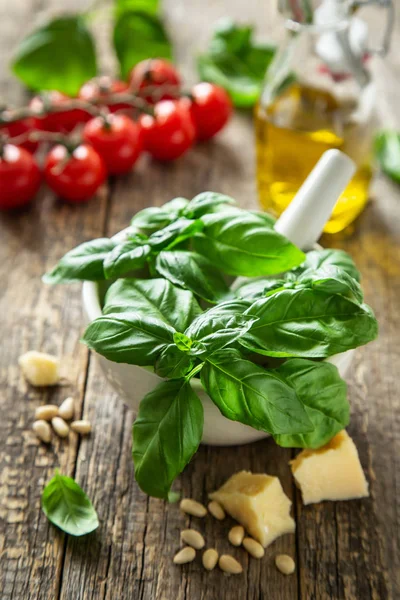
[209,471,295,547]
[19,351,60,386]
[290,430,369,505]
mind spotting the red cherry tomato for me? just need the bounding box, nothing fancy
[0,115,42,153]
[139,99,195,161]
[83,114,142,175]
[44,144,106,203]
[30,91,90,133]
[0,144,41,210]
[79,76,131,112]
[190,83,232,141]
[130,58,181,104]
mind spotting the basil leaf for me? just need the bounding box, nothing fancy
[241,288,378,358]
[103,242,151,279]
[41,471,98,536]
[183,192,236,219]
[132,379,203,498]
[297,266,363,304]
[116,0,159,15]
[43,238,116,284]
[12,16,97,96]
[155,250,230,303]
[82,312,174,365]
[155,344,194,379]
[235,277,286,300]
[149,218,204,250]
[296,249,361,282]
[201,350,313,434]
[130,198,189,233]
[193,211,305,277]
[249,210,276,227]
[273,359,349,449]
[103,278,202,331]
[375,130,400,184]
[113,10,172,79]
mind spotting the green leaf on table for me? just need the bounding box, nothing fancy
[273,359,349,449]
[155,250,230,303]
[201,349,313,434]
[82,312,174,365]
[149,218,204,250]
[103,278,202,331]
[375,130,400,184]
[12,16,97,96]
[132,379,203,498]
[183,192,236,219]
[155,344,194,379]
[295,249,361,282]
[241,288,378,358]
[43,238,116,284]
[103,241,151,279]
[296,266,363,304]
[41,471,98,536]
[193,210,305,277]
[197,19,276,108]
[113,10,172,79]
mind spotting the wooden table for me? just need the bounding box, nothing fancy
[1,1,399,598]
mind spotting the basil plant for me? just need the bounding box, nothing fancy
[44,193,378,499]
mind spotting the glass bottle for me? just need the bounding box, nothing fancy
[255,0,393,233]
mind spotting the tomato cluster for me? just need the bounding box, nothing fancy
[0,59,232,210]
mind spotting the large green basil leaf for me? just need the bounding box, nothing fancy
[132,379,203,498]
[113,10,172,79]
[116,0,159,15]
[12,17,97,96]
[155,250,230,303]
[296,249,361,282]
[273,359,349,449]
[235,277,286,300]
[103,278,202,331]
[149,218,204,250]
[183,192,236,219]
[193,211,305,277]
[241,289,378,358]
[201,350,313,434]
[82,312,174,365]
[296,266,363,304]
[375,130,400,184]
[103,241,151,279]
[41,471,98,536]
[43,238,116,284]
[155,344,194,379]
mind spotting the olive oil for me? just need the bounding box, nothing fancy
[256,84,373,233]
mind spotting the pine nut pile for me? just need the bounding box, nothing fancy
[175,497,295,576]
[32,396,92,443]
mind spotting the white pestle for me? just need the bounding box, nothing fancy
[274,149,356,250]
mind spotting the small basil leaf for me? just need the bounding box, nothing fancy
[103,278,202,331]
[12,16,97,96]
[132,379,203,498]
[375,130,400,184]
[162,197,190,214]
[173,332,193,352]
[241,288,378,358]
[113,10,172,79]
[41,471,99,536]
[82,312,174,365]
[235,277,286,300]
[43,238,116,284]
[155,250,230,303]
[183,192,236,218]
[201,349,313,434]
[296,266,363,304]
[295,249,361,282]
[116,0,159,15]
[273,359,349,449]
[155,344,194,379]
[131,207,173,232]
[103,242,151,279]
[193,210,305,277]
[149,218,204,251]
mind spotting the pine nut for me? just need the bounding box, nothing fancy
[32,420,52,443]
[228,525,245,546]
[34,404,59,421]
[51,416,69,438]
[58,397,75,420]
[219,554,243,575]
[275,554,296,575]
[202,548,218,571]
[208,500,225,520]
[180,498,207,517]
[70,420,92,435]
[180,529,205,550]
[173,546,196,564]
[243,537,265,559]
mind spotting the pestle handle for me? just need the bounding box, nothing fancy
[274,149,356,250]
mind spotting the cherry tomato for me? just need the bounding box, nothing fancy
[79,76,131,112]
[139,99,195,161]
[130,58,181,103]
[30,91,90,133]
[0,114,42,153]
[0,144,41,210]
[190,83,232,141]
[83,114,142,175]
[44,144,106,203]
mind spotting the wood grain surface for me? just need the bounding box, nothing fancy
[0,1,399,599]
